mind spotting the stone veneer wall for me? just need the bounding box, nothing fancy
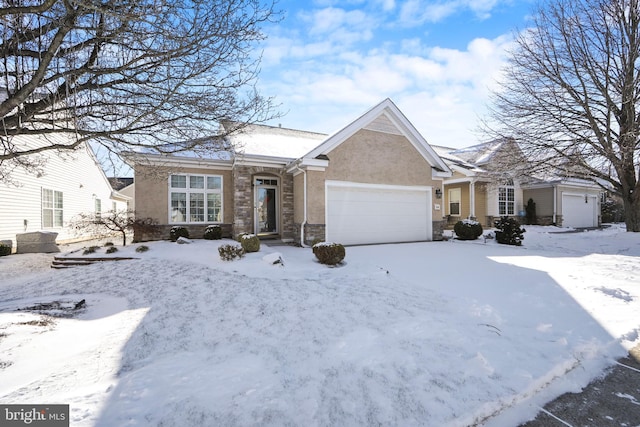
[232,165,294,240]
[432,220,445,241]
[293,223,326,246]
[134,224,234,242]
[280,173,295,240]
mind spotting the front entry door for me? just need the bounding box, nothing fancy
[255,179,278,235]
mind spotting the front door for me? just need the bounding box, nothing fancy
[255,178,278,235]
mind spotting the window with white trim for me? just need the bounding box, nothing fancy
[498,179,515,216]
[169,174,222,223]
[95,198,102,219]
[448,188,461,216]
[42,189,63,227]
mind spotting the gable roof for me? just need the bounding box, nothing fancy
[302,98,451,175]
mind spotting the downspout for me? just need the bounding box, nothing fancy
[294,162,310,247]
[553,185,557,225]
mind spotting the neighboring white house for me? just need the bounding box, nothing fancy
[0,133,130,252]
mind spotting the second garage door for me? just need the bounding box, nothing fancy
[562,193,598,228]
[325,182,432,245]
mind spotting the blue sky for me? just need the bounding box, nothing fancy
[256,0,535,148]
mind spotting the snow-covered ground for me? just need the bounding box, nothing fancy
[0,225,639,426]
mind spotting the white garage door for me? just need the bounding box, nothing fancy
[562,194,598,228]
[326,182,432,245]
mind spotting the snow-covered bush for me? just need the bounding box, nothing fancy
[170,226,189,242]
[106,246,118,254]
[240,234,260,253]
[313,242,345,265]
[494,216,525,246]
[135,245,149,253]
[203,225,222,240]
[453,219,483,240]
[219,244,245,261]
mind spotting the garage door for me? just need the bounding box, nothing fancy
[562,194,598,228]
[326,182,432,245]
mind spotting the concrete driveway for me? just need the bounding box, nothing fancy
[521,345,640,426]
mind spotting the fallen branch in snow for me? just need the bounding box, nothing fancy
[478,323,502,336]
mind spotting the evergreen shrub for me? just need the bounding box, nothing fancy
[204,225,222,240]
[0,243,11,256]
[170,226,189,242]
[453,220,483,240]
[313,242,346,265]
[240,234,260,253]
[494,216,526,246]
[83,246,100,255]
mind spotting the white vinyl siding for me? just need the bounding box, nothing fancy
[169,174,222,224]
[0,135,130,247]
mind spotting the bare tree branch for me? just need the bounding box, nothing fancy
[1,0,282,170]
[485,0,640,231]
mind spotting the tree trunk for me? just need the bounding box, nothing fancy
[623,195,640,232]
[121,231,127,246]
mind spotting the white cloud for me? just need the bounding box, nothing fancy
[398,0,504,25]
[259,33,513,147]
[300,7,376,42]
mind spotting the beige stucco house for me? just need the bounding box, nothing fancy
[129,99,452,245]
[435,139,603,229]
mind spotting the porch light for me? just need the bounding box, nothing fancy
[435,188,442,199]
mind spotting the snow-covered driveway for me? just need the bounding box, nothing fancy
[0,226,638,426]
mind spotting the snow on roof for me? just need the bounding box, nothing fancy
[228,124,327,159]
[431,145,483,172]
[449,140,506,165]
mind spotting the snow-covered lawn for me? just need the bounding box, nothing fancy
[0,225,639,426]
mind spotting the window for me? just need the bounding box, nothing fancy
[42,189,63,227]
[499,179,515,216]
[169,174,222,223]
[95,198,102,219]
[449,188,461,216]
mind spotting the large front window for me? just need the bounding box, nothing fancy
[42,189,63,227]
[499,180,515,216]
[169,174,222,223]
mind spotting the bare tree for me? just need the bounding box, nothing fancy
[1,0,280,172]
[72,209,157,246]
[486,0,640,231]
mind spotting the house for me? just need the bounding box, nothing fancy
[129,98,452,246]
[436,139,603,229]
[0,133,131,252]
